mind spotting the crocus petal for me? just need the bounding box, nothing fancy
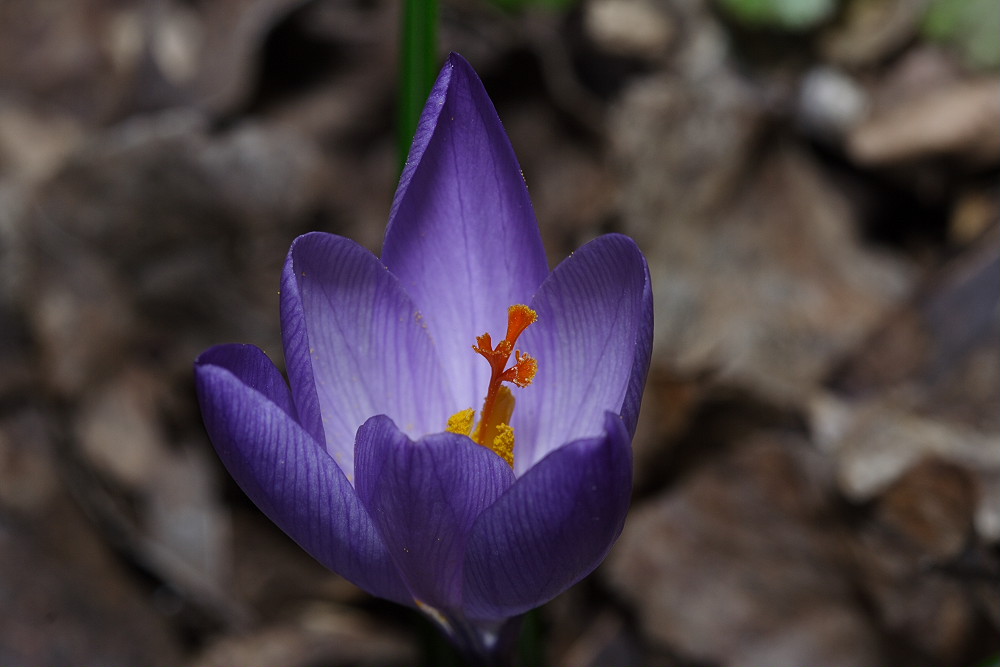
[194,344,410,605]
[354,415,516,611]
[513,234,648,473]
[382,53,549,408]
[462,412,633,622]
[621,259,654,438]
[281,232,453,479]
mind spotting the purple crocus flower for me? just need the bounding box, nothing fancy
[195,53,652,660]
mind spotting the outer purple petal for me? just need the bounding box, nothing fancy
[194,344,410,605]
[621,258,654,437]
[513,234,648,473]
[382,53,550,410]
[281,232,453,479]
[462,412,633,622]
[354,415,516,611]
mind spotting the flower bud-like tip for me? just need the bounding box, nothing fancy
[473,333,493,356]
[505,304,537,342]
[507,352,537,388]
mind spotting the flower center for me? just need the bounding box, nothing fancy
[446,304,538,467]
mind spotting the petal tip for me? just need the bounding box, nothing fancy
[445,51,474,75]
[195,342,265,371]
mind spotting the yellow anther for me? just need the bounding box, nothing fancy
[491,423,515,466]
[446,408,475,436]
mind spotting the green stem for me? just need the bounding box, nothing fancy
[398,0,438,171]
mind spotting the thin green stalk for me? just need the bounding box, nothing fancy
[399,0,438,171]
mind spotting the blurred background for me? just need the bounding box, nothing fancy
[0,0,997,664]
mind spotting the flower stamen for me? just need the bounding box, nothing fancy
[447,305,537,467]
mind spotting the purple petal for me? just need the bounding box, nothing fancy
[512,234,648,473]
[194,344,410,605]
[281,232,453,479]
[621,258,654,437]
[382,53,549,410]
[462,412,633,622]
[354,415,516,611]
[199,343,297,418]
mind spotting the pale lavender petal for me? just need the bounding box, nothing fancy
[382,53,549,410]
[462,412,633,622]
[194,344,410,605]
[512,234,648,473]
[281,232,453,480]
[354,415,515,611]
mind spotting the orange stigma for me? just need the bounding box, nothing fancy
[447,305,538,466]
